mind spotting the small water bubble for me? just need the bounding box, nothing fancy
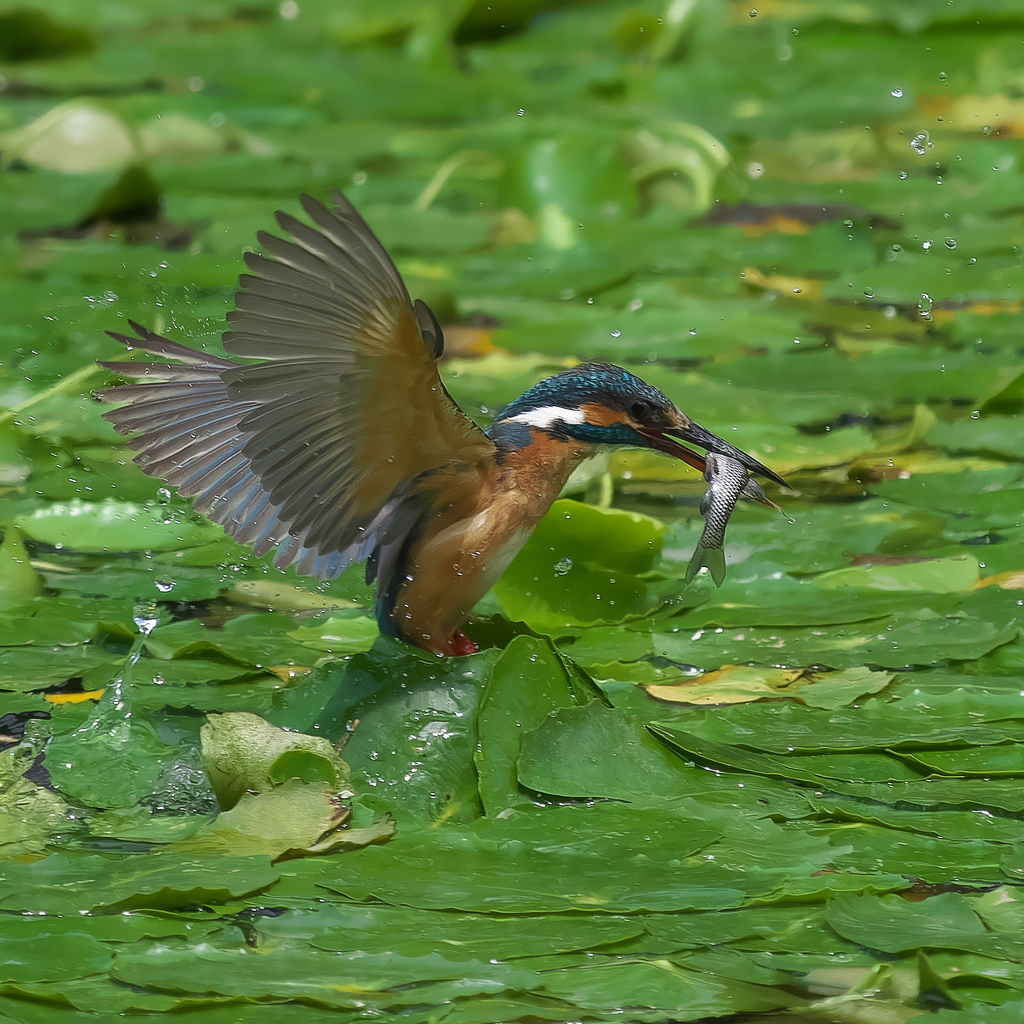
[553,557,573,576]
[154,580,175,593]
[918,292,933,319]
[898,170,908,180]
[982,124,993,136]
[748,7,757,16]
[863,287,875,299]
[910,131,933,155]
[610,329,621,338]
[891,88,903,98]
[970,409,980,420]
[944,237,957,249]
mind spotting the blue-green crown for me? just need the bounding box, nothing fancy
[489,363,677,450]
[497,363,673,421]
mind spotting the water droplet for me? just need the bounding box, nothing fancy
[910,131,933,155]
[891,88,903,98]
[944,237,957,249]
[553,557,573,576]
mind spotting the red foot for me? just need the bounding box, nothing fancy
[450,630,478,656]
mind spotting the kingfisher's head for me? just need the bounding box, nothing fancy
[490,363,786,486]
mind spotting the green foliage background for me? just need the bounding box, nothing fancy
[2,0,1024,1021]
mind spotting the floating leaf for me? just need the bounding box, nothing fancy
[494,499,665,631]
[645,665,894,709]
[0,526,41,610]
[200,712,349,810]
[517,700,689,800]
[810,555,981,593]
[15,500,225,553]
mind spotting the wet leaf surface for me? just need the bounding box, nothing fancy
[3,1,1024,1021]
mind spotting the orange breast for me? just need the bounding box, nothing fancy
[389,432,590,654]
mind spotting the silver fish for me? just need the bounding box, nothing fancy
[686,453,779,586]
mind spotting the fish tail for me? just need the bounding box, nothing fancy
[685,543,727,586]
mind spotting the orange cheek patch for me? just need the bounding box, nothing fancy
[580,402,629,427]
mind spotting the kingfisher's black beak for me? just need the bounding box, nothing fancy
[640,418,788,488]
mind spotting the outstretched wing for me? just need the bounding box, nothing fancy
[99,192,495,579]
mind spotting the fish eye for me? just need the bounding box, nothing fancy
[630,400,654,421]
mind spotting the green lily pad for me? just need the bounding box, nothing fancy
[810,555,981,593]
[517,700,688,800]
[494,500,665,631]
[475,634,602,816]
[15,499,225,552]
[825,892,1016,958]
[0,851,280,913]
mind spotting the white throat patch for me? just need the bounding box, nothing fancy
[503,406,586,430]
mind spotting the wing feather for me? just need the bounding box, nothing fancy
[99,191,495,580]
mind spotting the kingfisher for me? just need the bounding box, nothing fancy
[99,192,784,657]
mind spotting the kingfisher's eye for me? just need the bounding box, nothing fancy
[630,400,653,421]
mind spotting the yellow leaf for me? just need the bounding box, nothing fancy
[224,580,356,612]
[46,689,105,704]
[266,664,311,682]
[944,93,1024,137]
[645,665,892,708]
[976,570,1024,590]
[742,215,810,236]
[741,266,825,299]
[646,664,810,705]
